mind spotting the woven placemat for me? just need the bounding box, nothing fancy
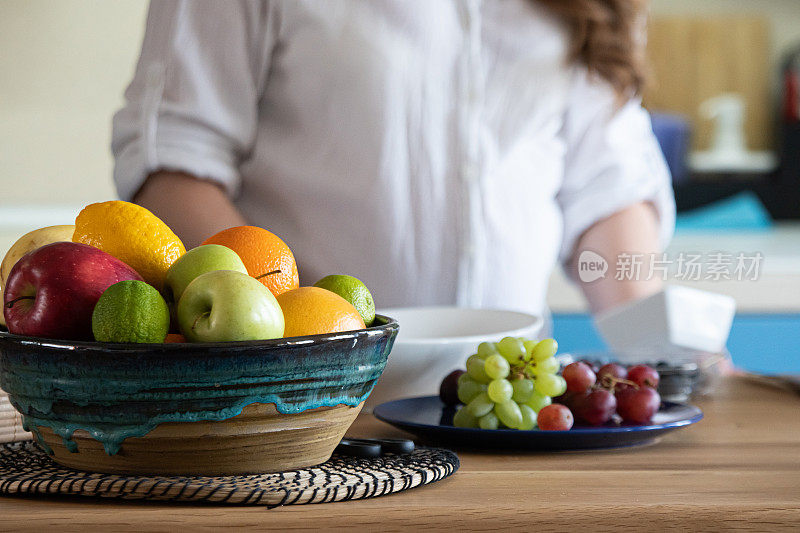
[0,441,458,506]
[0,394,31,444]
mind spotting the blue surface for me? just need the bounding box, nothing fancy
[373,396,703,450]
[651,112,690,184]
[676,191,773,231]
[552,313,800,374]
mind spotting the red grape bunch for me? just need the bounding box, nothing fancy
[557,361,662,426]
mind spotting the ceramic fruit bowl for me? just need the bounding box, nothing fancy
[0,315,397,475]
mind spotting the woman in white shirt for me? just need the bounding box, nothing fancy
[113,0,673,318]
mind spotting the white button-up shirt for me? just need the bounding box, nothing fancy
[113,0,674,317]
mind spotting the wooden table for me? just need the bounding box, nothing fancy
[1,376,799,531]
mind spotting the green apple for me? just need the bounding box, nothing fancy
[176,270,284,342]
[164,244,248,306]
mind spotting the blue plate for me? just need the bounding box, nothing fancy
[373,396,703,450]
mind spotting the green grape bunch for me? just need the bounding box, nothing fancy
[442,336,566,430]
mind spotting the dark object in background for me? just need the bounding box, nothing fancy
[651,112,691,184]
[654,357,726,402]
[655,361,706,403]
[782,45,800,122]
[772,45,800,218]
[673,45,800,219]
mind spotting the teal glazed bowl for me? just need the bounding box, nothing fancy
[0,315,397,475]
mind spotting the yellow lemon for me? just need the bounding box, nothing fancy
[73,201,185,290]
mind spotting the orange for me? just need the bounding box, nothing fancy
[164,333,187,343]
[276,287,366,337]
[73,201,185,290]
[202,226,299,297]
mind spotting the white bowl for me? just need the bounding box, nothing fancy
[367,307,543,409]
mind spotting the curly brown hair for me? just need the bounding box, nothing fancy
[536,0,647,98]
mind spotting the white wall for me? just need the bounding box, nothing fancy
[0,0,147,249]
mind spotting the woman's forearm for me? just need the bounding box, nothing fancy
[569,201,664,314]
[133,171,248,249]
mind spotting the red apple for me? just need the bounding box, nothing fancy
[3,242,143,340]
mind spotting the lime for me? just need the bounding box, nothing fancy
[92,280,170,343]
[313,274,376,326]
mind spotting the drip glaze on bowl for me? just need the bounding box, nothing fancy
[0,316,397,475]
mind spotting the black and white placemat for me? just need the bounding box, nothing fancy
[0,440,458,506]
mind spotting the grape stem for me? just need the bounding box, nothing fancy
[602,376,639,392]
[510,363,531,380]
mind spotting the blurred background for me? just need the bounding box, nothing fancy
[1,0,798,372]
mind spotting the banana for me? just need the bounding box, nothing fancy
[0,224,75,327]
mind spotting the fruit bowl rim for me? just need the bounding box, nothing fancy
[0,314,398,352]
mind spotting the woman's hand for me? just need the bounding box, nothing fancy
[133,171,248,249]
